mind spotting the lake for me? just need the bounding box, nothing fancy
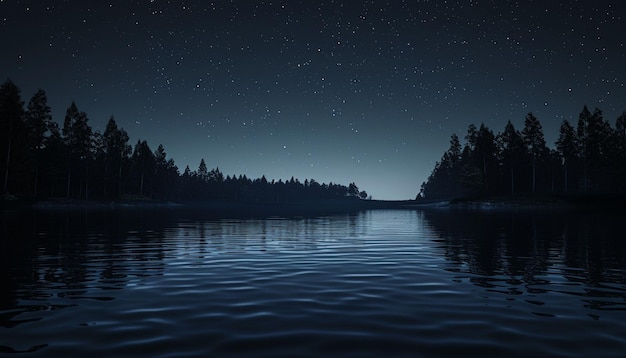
[2,207,626,357]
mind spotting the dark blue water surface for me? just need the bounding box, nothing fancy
[2,207,626,357]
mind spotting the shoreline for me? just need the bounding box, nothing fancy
[3,197,418,215]
[3,193,624,214]
[419,193,626,211]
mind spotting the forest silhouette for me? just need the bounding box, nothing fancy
[419,105,626,201]
[0,80,368,204]
[3,79,626,206]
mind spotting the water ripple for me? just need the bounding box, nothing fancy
[3,209,626,357]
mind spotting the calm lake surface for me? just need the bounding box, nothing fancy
[2,207,626,357]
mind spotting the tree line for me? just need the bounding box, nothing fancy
[420,106,626,199]
[0,79,368,203]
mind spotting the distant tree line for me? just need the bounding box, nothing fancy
[420,106,626,199]
[0,79,368,202]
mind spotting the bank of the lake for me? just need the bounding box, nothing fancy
[3,192,624,216]
[1,197,420,217]
[419,193,626,211]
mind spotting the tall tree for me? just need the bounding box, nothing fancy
[25,89,53,197]
[197,158,208,182]
[469,123,497,195]
[576,106,592,191]
[577,106,613,191]
[521,113,547,193]
[131,139,155,197]
[419,134,466,199]
[616,112,626,144]
[497,120,525,195]
[465,123,478,151]
[90,130,106,198]
[103,116,131,198]
[614,112,626,192]
[447,133,462,164]
[555,120,578,192]
[62,102,93,198]
[152,144,179,200]
[0,80,25,194]
[592,108,613,189]
[444,134,465,197]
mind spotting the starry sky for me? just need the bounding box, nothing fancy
[2,0,625,199]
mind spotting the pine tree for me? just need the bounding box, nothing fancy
[576,106,592,191]
[131,140,155,197]
[588,108,614,190]
[0,80,25,194]
[614,113,626,192]
[25,89,53,197]
[577,106,613,191]
[444,134,464,197]
[62,102,93,198]
[103,116,131,198]
[474,124,497,195]
[197,158,208,182]
[497,120,525,195]
[152,144,179,200]
[521,113,547,193]
[555,120,578,192]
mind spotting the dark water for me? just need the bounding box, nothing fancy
[2,207,626,357]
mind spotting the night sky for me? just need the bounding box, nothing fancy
[2,1,624,199]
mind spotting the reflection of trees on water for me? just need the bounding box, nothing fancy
[170,211,367,254]
[423,209,626,304]
[1,208,368,326]
[0,209,174,324]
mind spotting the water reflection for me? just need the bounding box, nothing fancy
[423,208,626,314]
[2,207,626,356]
[1,209,367,312]
[1,209,169,317]
[3,208,626,314]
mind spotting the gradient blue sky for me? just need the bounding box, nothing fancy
[2,0,625,199]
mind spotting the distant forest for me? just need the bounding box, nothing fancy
[0,80,368,203]
[420,105,626,200]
